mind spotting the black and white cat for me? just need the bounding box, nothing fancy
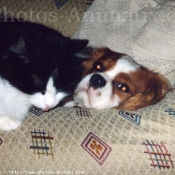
[0,15,88,131]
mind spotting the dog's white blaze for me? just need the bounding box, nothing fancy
[105,56,139,79]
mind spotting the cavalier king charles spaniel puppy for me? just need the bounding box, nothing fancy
[72,48,172,110]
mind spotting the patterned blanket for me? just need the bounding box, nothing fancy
[0,90,175,174]
[0,0,175,174]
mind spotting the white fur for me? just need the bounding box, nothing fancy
[74,73,120,109]
[74,56,139,109]
[63,101,76,107]
[105,56,139,79]
[0,77,30,131]
[29,77,67,111]
[0,76,67,131]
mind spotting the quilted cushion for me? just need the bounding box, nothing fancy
[74,0,175,85]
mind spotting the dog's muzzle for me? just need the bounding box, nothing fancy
[89,73,106,88]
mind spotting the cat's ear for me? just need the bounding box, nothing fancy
[68,39,89,54]
[75,47,93,59]
[10,37,26,54]
[10,37,29,63]
[15,37,26,53]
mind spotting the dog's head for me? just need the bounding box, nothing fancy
[74,48,172,110]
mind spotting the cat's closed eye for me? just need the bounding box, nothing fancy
[41,90,45,95]
[32,75,42,86]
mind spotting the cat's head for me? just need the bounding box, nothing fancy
[1,36,88,111]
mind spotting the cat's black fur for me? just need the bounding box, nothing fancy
[0,15,88,96]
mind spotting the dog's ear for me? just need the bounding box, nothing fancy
[68,39,89,54]
[116,72,172,110]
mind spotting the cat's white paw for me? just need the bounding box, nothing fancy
[0,117,22,131]
[63,101,76,107]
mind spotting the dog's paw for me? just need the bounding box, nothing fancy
[0,117,22,131]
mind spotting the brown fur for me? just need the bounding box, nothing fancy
[82,48,123,76]
[115,69,172,110]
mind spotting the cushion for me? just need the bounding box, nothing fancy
[74,0,175,85]
[0,90,175,174]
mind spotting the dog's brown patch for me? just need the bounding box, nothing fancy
[114,68,172,110]
[82,48,124,76]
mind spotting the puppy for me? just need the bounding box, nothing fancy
[73,48,172,110]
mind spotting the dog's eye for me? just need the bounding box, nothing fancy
[114,82,130,93]
[93,62,103,71]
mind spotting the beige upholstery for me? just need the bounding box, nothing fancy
[0,0,175,174]
[74,0,175,85]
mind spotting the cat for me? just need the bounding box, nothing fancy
[0,15,88,131]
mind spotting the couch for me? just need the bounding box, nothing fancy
[0,0,175,174]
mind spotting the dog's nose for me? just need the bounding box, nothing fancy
[89,74,106,88]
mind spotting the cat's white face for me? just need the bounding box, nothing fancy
[29,77,67,111]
